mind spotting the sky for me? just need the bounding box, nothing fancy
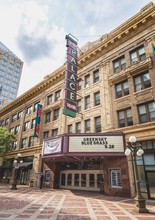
[0,0,153,97]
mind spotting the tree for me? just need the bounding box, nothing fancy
[0,127,16,164]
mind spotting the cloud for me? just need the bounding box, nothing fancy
[15,0,68,64]
[17,34,53,63]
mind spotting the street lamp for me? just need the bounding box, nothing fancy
[125,136,149,213]
[11,153,23,190]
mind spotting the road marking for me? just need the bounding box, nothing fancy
[85,198,98,220]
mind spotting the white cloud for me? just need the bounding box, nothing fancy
[19,1,48,37]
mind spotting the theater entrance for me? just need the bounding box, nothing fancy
[60,170,103,192]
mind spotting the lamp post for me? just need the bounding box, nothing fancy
[11,153,23,190]
[125,136,149,213]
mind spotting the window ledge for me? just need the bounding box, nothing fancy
[114,94,130,102]
[93,104,101,109]
[133,86,153,95]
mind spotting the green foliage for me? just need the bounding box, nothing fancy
[0,127,16,157]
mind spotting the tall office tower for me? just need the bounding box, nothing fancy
[0,41,23,107]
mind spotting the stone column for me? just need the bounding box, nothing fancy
[100,61,113,130]
[29,153,41,187]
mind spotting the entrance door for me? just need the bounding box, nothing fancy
[146,171,155,199]
[20,170,28,185]
[60,170,103,191]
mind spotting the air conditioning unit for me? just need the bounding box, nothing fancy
[86,84,90,88]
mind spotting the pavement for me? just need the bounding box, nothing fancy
[0,183,155,220]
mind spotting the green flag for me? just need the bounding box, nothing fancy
[152,43,155,56]
[34,103,42,137]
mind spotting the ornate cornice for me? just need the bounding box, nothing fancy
[78,3,155,67]
[7,145,42,159]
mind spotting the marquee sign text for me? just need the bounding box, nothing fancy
[63,34,78,118]
[69,136,124,153]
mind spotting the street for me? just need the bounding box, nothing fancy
[0,184,155,220]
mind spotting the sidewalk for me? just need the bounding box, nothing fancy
[0,183,155,220]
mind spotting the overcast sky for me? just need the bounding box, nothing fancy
[0,0,153,97]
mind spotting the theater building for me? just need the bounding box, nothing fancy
[42,132,129,196]
[0,2,155,198]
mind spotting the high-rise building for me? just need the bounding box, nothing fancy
[0,42,23,107]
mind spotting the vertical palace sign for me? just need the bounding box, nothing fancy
[63,34,78,118]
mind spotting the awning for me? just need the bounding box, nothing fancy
[18,162,33,168]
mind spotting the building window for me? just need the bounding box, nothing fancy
[17,111,22,120]
[76,122,81,133]
[26,106,32,115]
[85,74,90,88]
[143,154,155,166]
[94,116,101,133]
[110,169,122,188]
[34,102,40,112]
[13,141,17,150]
[68,124,73,133]
[138,101,155,123]
[43,131,49,139]
[85,119,90,133]
[77,99,81,113]
[12,114,17,122]
[5,118,9,125]
[31,118,36,129]
[94,91,100,106]
[1,120,5,127]
[47,94,53,105]
[85,96,90,109]
[21,138,27,148]
[133,71,151,92]
[55,90,61,101]
[52,128,58,137]
[45,112,51,123]
[140,139,155,149]
[115,81,129,98]
[118,108,133,127]
[53,108,59,120]
[24,121,30,131]
[77,79,82,91]
[93,69,99,83]
[10,127,14,133]
[130,45,146,65]
[29,136,34,147]
[113,56,126,73]
[15,125,20,134]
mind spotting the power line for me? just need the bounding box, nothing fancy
[77,35,102,38]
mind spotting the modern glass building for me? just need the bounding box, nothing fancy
[0,41,23,107]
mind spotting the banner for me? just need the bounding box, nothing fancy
[34,103,42,137]
[63,34,78,118]
[42,137,62,155]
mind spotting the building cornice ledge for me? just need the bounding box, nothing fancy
[78,2,155,67]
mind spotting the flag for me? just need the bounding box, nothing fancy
[152,43,155,56]
[34,103,42,137]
